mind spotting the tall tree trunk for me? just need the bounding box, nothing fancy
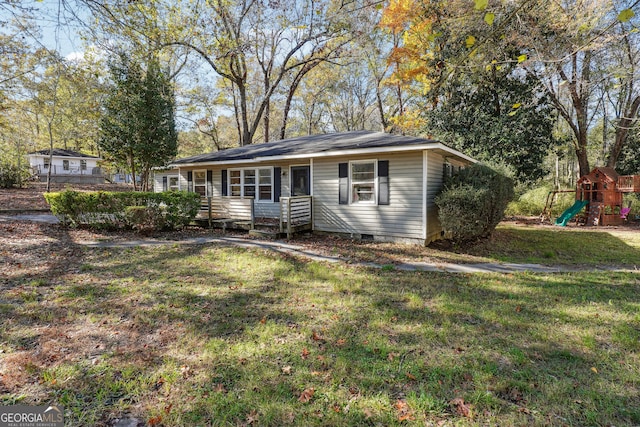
[264,99,270,143]
[606,95,640,169]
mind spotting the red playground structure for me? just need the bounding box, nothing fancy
[551,167,640,226]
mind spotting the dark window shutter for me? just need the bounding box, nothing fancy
[187,171,193,192]
[338,163,348,205]
[221,170,228,196]
[206,170,213,196]
[273,167,281,202]
[162,176,167,192]
[378,160,389,205]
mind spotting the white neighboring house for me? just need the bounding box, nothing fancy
[28,149,104,184]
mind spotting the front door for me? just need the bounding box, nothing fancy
[290,166,310,196]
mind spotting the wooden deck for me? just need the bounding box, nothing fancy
[617,175,640,193]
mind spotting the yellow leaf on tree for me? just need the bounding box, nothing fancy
[484,12,495,26]
[466,35,476,48]
[618,8,635,23]
[512,103,521,109]
[474,0,488,11]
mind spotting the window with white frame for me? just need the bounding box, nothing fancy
[80,160,87,171]
[350,161,376,204]
[63,160,70,171]
[194,170,207,196]
[169,176,179,191]
[228,168,273,201]
[43,158,50,169]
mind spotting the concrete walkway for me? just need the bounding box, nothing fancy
[2,213,637,274]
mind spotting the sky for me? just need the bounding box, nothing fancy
[32,0,87,59]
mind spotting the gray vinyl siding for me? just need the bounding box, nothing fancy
[312,153,424,240]
[425,152,444,243]
[153,173,164,193]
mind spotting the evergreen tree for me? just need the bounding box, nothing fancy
[99,55,177,190]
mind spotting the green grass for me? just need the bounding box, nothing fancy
[319,223,640,267]
[1,241,639,426]
[466,224,640,265]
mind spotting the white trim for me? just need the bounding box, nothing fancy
[169,143,476,168]
[310,159,314,197]
[349,159,377,205]
[422,151,428,241]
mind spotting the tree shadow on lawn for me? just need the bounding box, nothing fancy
[3,233,640,426]
[343,270,640,425]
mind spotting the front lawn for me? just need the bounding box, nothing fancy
[1,237,639,426]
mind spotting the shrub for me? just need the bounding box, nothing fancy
[44,190,200,231]
[435,163,514,243]
[0,162,26,188]
[505,185,575,217]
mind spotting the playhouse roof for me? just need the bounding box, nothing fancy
[579,166,620,183]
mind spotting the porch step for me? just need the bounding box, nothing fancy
[249,229,283,239]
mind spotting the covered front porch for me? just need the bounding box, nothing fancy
[195,195,313,238]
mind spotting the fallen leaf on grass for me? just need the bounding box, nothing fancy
[450,397,473,418]
[180,365,191,378]
[394,399,415,421]
[164,404,172,414]
[246,409,259,425]
[213,383,227,393]
[281,365,292,375]
[388,352,399,361]
[312,331,324,341]
[406,372,416,380]
[301,347,310,359]
[335,339,346,346]
[299,388,315,403]
[260,316,266,324]
[148,415,162,426]
[591,367,598,374]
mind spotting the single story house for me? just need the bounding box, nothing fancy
[163,131,475,244]
[28,149,104,184]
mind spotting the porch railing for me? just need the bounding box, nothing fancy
[280,196,313,239]
[198,196,255,231]
[617,175,640,193]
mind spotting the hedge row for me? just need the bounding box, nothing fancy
[44,190,200,231]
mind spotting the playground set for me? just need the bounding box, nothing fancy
[542,167,640,226]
